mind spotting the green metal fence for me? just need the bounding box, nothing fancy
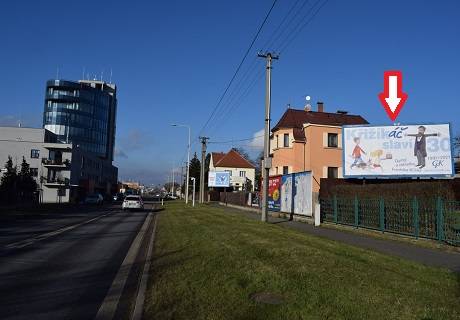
[320,196,460,245]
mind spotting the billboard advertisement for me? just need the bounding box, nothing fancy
[280,171,312,216]
[343,124,454,177]
[268,176,281,211]
[208,171,230,187]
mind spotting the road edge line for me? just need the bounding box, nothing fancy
[95,212,153,320]
[132,212,158,320]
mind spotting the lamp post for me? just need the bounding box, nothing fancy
[191,177,196,207]
[171,124,191,204]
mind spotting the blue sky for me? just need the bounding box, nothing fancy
[1,0,459,185]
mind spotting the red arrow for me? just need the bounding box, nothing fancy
[378,71,408,122]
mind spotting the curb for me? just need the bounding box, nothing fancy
[132,213,158,320]
[95,212,153,320]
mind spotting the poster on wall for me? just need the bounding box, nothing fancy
[281,171,312,217]
[268,176,281,211]
[343,124,454,177]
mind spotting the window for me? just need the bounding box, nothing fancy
[30,168,38,177]
[327,133,338,148]
[327,167,338,178]
[276,135,279,148]
[283,134,289,147]
[239,171,246,177]
[283,166,289,175]
[225,170,232,176]
[31,149,40,158]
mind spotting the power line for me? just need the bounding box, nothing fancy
[277,0,329,53]
[197,0,279,138]
[202,0,327,138]
[262,0,309,50]
[208,134,264,144]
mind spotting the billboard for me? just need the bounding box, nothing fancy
[281,171,312,216]
[343,124,454,177]
[208,171,230,187]
[268,176,281,211]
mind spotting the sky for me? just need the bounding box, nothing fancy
[0,0,459,185]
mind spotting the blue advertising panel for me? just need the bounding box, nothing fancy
[208,171,230,187]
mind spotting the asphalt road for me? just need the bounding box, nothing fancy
[0,203,156,320]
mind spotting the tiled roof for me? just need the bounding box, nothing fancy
[211,152,225,165]
[213,149,255,169]
[273,109,369,132]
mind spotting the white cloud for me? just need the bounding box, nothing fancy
[248,129,264,150]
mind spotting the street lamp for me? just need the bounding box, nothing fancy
[190,177,196,207]
[171,123,191,204]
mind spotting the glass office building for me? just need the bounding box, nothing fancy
[43,79,117,161]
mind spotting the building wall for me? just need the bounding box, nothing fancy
[0,127,118,203]
[270,124,344,192]
[270,128,305,176]
[305,125,343,192]
[0,127,48,185]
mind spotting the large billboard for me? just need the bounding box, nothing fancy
[268,176,281,211]
[208,171,230,187]
[343,124,454,177]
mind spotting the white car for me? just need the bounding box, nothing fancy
[122,195,144,211]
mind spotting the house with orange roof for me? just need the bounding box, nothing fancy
[270,102,368,193]
[209,149,256,191]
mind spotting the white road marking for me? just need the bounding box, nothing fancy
[3,210,113,250]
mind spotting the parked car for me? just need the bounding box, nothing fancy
[84,193,104,205]
[122,195,144,211]
[166,193,178,200]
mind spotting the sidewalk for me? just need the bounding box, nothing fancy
[214,203,460,273]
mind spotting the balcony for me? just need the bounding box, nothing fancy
[42,177,70,187]
[42,158,71,168]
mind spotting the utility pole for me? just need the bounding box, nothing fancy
[258,52,279,222]
[181,164,185,199]
[199,136,209,203]
[171,167,175,195]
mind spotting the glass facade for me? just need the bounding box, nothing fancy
[43,80,117,160]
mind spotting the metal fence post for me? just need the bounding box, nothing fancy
[436,196,444,242]
[413,196,419,239]
[333,195,338,224]
[379,197,385,233]
[354,196,359,228]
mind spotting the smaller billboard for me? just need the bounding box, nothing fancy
[268,176,281,211]
[208,171,230,187]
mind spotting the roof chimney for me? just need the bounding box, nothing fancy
[317,101,324,112]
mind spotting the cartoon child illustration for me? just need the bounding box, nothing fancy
[368,150,384,170]
[367,150,392,170]
[405,126,439,168]
[350,137,366,169]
